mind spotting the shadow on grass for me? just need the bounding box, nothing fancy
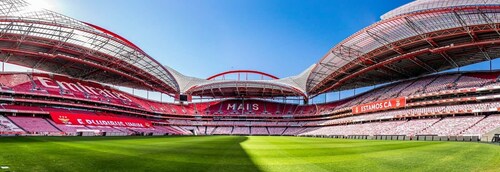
[0,135,193,143]
[0,136,262,172]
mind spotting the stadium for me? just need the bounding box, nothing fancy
[0,0,499,171]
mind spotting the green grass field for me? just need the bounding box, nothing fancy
[0,136,499,172]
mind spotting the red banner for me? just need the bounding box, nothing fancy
[352,97,406,114]
[50,112,152,128]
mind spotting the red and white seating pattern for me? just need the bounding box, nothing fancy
[399,76,436,96]
[0,115,24,133]
[8,116,60,133]
[377,81,413,100]
[268,127,286,135]
[85,126,126,133]
[462,114,500,136]
[455,73,498,89]
[3,72,500,137]
[302,121,405,136]
[282,127,306,135]
[419,116,485,136]
[1,72,500,119]
[251,127,269,135]
[206,127,216,135]
[212,127,233,135]
[300,115,499,137]
[381,118,440,136]
[0,74,33,92]
[424,74,460,93]
[232,127,250,135]
[194,126,206,135]
[47,119,88,133]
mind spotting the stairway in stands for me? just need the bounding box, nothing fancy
[417,117,443,135]
[280,127,288,136]
[2,115,26,132]
[45,118,63,132]
[459,115,487,135]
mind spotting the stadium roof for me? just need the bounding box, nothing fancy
[0,0,499,100]
[164,65,313,98]
[0,0,179,94]
[307,0,500,96]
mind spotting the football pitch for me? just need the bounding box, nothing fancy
[0,136,498,172]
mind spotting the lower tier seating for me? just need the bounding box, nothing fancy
[251,127,269,135]
[0,115,24,133]
[300,115,500,137]
[8,116,60,133]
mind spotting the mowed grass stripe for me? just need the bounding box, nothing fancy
[0,136,498,172]
[0,136,259,172]
[242,136,331,172]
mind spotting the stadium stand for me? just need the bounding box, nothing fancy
[0,115,24,134]
[268,127,286,135]
[250,127,269,135]
[1,0,500,142]
[418,116,485,136]
[232,127,250,135]
[212,127,233,135]
[8,116,60,134]
[462,114,500,136]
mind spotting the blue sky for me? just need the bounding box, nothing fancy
[35,0,411,78]
[18,0,500,103]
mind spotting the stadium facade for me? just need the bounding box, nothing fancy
[1,0,500,141]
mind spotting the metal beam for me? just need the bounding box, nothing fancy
[404,17,439,47]
[366,30,404,54]
[440,52,459,68]
[477,9,500,37]
[409,57,437,73]
[13,23,34,49]
[453,10,477,42]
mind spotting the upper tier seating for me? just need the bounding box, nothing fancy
[455,73,499,89]
[424,74,460,93]
[4,71,500,138]
[3,72,500,119]
[54,75,88,99]
[398,76,436,97]
[0,74,34,92]
[377,80,413,100]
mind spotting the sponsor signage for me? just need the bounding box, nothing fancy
[226,103,259,111]
[50,112,152,128]
[352,97,406,114]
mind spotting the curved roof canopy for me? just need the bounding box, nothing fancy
[306,0,500,96]
[164,65,313,98]
[0,0,179,93]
